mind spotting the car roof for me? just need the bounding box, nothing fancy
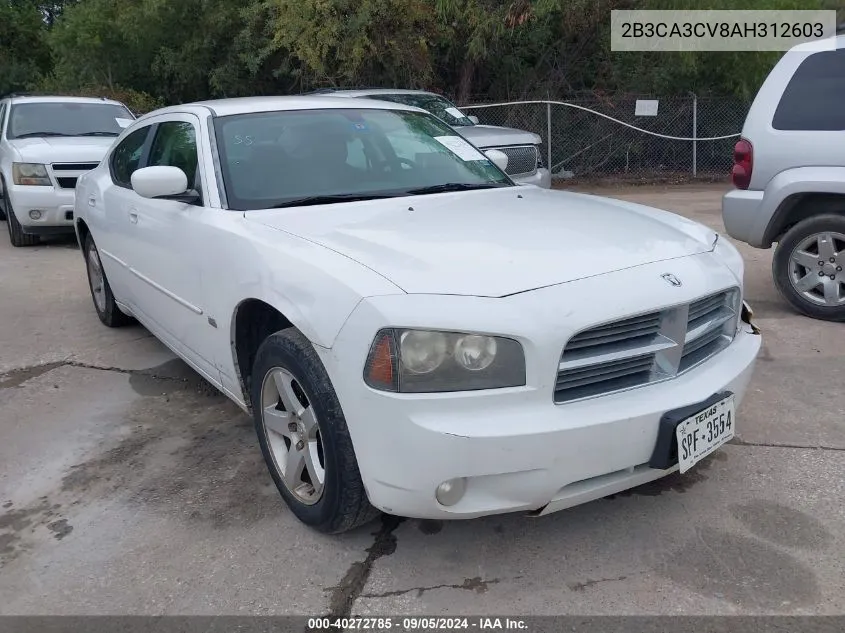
[3,95,127,106]
[788,33,845,52]
[312,89,438,98]
[145,95,429,119]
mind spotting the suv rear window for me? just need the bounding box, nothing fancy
[772,49,845,131]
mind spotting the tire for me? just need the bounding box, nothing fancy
[83,234,134,327]
[773,214,845,322]
[251,329,379,533]
[3,188,38,247]
[0,178,7,221]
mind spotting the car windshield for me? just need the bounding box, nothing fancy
[214,108,511,211]
[7,102,134,139]
[365,94,475,127]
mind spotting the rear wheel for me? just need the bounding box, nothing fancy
[251,329,379,533]
[773,214,845,322]
[84,234,133,327]
[2,187,38,247]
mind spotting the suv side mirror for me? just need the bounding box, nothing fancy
[131,166,199,204]
[468,115,479,125]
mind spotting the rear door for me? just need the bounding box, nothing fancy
[97,124,154,303]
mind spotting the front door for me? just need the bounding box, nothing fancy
[121,114,219,384]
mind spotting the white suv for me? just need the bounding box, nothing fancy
[722,36,845,321]
[0,94,135,246]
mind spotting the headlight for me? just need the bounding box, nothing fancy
[12,163,51,186]
[713,234,745,285]
[364,328,526,393]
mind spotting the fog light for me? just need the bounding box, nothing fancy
[29,209,43,220]
[435,478,467,506]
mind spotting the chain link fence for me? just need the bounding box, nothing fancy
[460,95,751,185]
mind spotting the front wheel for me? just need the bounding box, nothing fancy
[773,214,845,322]
[3,189,38,247]
[251,329,379,533]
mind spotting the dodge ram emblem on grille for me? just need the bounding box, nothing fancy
[661,273,682,287]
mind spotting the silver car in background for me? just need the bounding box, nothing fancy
[312,89,551,188]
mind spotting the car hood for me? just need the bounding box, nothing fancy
[247,187,718,298]
[456,125,542,148]
[7,136,114,164]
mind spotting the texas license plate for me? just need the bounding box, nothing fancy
[676,395,736,473]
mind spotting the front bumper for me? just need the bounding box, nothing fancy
[321,256,761,521]
[6,185,76,233]
[513,168,551,189]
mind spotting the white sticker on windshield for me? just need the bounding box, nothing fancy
[115,118,133,128]
[445,107,466,119]
[434,135,487,161]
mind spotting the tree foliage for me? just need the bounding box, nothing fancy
[1,0,841,109]
[0,0,53,94]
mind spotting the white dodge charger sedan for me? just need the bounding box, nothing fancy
[73,96,762,533]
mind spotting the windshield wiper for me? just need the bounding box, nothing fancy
[404,183,506,196]
[12,132,72,139]
[270,193,401,209]
[76,131,120,137]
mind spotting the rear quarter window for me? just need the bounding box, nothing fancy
[772,49,845,131]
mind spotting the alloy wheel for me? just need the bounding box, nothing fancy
[87,242,107,314]
[260,367,326,505]
[788,231,845,307]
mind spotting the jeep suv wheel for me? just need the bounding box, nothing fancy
[773,214,845,322]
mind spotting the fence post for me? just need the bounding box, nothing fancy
[692,93,698,178]
[546,101,552,176]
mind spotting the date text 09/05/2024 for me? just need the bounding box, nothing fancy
[307,618,529,630]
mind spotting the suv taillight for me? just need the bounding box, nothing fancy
[731,138,753,190]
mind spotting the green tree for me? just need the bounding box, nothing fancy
[262,0,436,91]
[0,0,52,94]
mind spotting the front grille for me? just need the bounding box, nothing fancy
[495,146,538,176]
[51,162,98,189]
[53,163,98,171]
[555,353,655,401]
[679,293,737,372]
[555,289,740,403]
[565,312,662,354]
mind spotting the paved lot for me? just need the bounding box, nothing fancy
[1,184,843,616]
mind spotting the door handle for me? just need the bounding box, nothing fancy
[88,195,97,207]
[129,210,139,224]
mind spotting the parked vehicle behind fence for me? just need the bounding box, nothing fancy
[74,95,760,533]
[0,94,136,247]
[722,35,845,321]
[311,89,552,188]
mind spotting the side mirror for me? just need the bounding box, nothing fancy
[484,149,509,173]
[468,115,479,125]
[131,166,199,204]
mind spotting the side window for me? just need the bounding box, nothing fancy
[772,49,845,131]
[148,121,199,188]
[111,127,150,188]
[0,102,7,138]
